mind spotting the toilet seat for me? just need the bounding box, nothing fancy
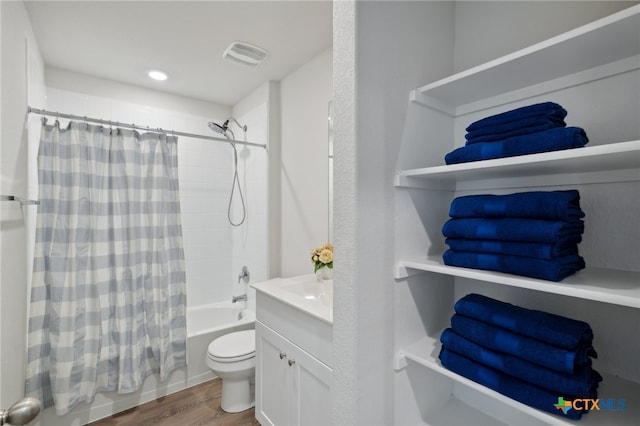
[208,329,255,363]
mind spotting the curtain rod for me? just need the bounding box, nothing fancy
[27,107,267,149]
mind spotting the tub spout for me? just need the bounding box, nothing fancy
[232,294,247,303]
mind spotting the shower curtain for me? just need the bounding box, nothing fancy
[25,120,187,415]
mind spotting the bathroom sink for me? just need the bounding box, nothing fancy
[251,274,333,323]
[281,279,332,305]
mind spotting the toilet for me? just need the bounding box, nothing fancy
[206,329,256,413]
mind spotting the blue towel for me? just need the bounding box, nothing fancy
[448,190,584,221]
[439,347,593,420]
[465,119,566,144]
[445,127,588,164]
[445,238,578,260]
[442,218,584,244]
[443,250,585,281]
[450,314,596,374]
[454,293,594,349]
[440,328,602,396]
[466,102,568,132]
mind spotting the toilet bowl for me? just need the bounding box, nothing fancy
[206,329,256,413]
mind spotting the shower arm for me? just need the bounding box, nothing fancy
[226,118,247,133]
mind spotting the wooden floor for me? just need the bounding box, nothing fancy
[88,379,260,426]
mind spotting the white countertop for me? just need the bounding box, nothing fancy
[250,274,333,324]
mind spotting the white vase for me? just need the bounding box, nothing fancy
[315,267,333,281]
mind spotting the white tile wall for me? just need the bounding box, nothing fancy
[231,99,269,302]
[41,88,268,308]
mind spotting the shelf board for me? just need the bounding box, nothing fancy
[411,5,640,112]
[395,256,640,309]
[426,398,508,426]
[401,335,640,426]
[395,141,640,190]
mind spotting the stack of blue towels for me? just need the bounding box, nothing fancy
[442,190,586,281]
[445,102,589,164]
[439,293,602,420]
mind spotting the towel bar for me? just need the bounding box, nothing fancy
[0,195,40,206]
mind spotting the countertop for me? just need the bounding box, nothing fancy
[250,274,333,324]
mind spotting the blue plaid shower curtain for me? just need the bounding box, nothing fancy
[25,120,187,415]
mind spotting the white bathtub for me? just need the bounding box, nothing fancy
[188,302,255,337]
[186,302,256,383]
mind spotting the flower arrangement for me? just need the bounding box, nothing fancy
[310,243,333,273]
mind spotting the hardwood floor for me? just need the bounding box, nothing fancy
[88,379,260,426]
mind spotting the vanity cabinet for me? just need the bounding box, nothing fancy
[256,322,332,426]
[394,6,640,425]
[252,276,333,426]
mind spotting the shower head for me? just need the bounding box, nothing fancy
[208,118,247,140]
[208,120,229,136]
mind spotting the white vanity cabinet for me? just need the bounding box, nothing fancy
[252,276,333,426]
[256,322,332,426]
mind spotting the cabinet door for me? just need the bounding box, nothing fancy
[289,341,333,426]
[256,321,290,426]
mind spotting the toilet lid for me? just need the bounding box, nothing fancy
[208,329,255,359]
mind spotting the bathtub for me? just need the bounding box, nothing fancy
[186,302,256,384]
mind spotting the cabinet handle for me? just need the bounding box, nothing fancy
[279,352,287,360]
[288,359,296,366]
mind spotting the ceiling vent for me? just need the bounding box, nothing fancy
[223,41,268,67]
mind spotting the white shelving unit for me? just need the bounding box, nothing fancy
[394,5,640,425]
[396,335,640,426]
[396,256,640,309]
[395,140,640,191]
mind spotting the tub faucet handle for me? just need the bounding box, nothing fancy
[238,266,250,284]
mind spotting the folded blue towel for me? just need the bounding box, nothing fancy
[450,314,596,374]
[445,127,588,165]
[442,218,584,244]
[443,250,585,281]
[466,102,568,132]
[448,190,584,221]
[439,347,593,420]
[465,119,566,144]
[445,239,578,260]
[440,328,602,395]
[454,293,594,349]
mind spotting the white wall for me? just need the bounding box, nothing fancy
[45,66,230,119]
[280,48,333,277]
[0,0,45,409]
[232,81,272,310]
[333,2,455,424]
[453,1,638,72]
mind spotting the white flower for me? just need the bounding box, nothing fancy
[319,249,333,264]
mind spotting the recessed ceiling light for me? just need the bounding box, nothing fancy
[148,70,168,81]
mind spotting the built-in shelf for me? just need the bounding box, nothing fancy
[410,5,640,115]
[395,256,640,309]
[424,398,509,426]
[395,6,640,425]
[398,335,640,426]
[395,140,640,191]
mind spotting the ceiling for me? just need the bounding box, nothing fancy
[25,1,333,106]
